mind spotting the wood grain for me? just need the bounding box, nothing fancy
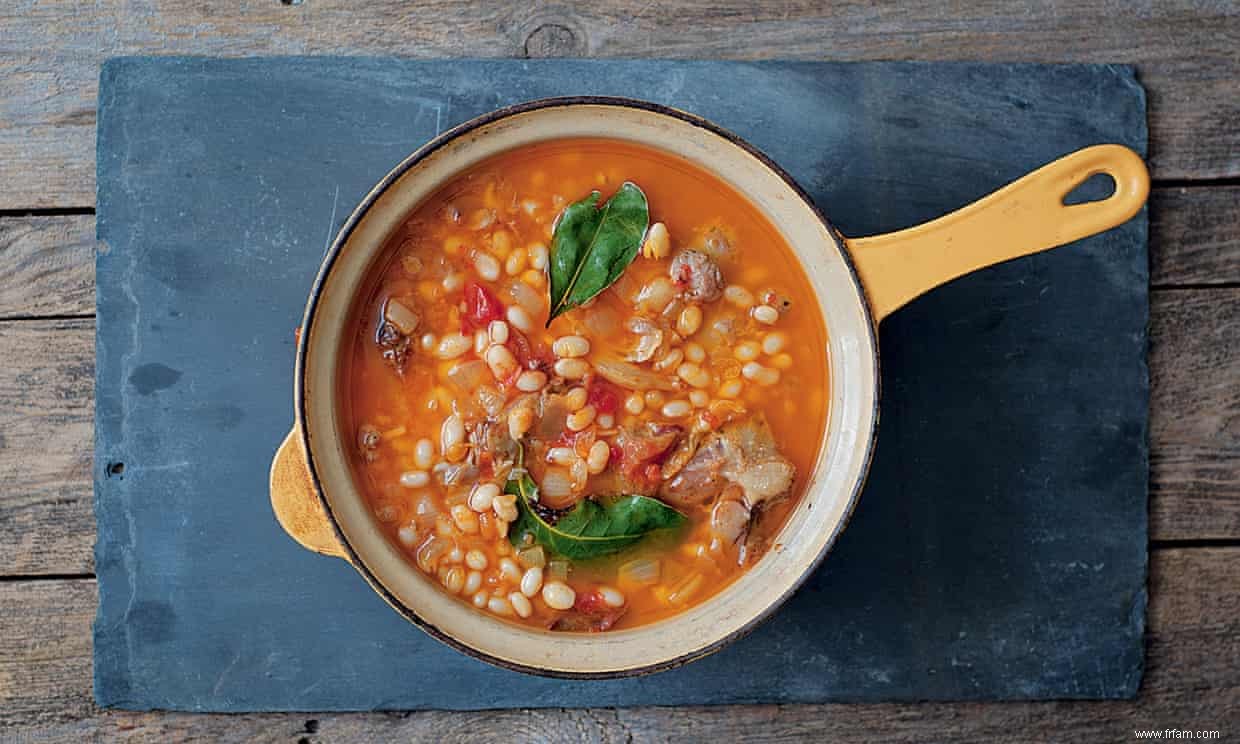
[0,0,1237,208]
[3,548,1237,740]
[0,215,95,319]
[1150,186,1240,286]
[0,319,94,575]
[1150,289,1240,540]
[0,285,1234,574]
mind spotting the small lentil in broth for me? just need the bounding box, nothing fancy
[341,138,829,631]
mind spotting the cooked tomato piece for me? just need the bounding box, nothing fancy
[461,281,504,333]
[586,379,621,415]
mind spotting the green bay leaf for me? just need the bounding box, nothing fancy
[546,182,649,325]
[506,467,685,561]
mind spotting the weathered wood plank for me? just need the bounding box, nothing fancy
[0,0,1237,208]
[1150,289,1240,540]
[0,184,1232,323]
[1150,186,1240,286]
[0,287,1234,572]
[0,319,94,575]
[0,579,95,729]
[4,548,1238,739]
[0,215,95,319]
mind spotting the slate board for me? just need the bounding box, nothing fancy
[95,57,1148,711]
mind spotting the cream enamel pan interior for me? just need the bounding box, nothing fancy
[271,97,1149,677]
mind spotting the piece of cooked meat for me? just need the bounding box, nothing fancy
[669,249,725,303]
[614,423,682,494]
[659,414,795,510]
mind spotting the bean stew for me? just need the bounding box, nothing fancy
[342,138,828,631]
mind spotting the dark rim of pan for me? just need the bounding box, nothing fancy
[294,95,881,679]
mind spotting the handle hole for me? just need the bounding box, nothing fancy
[1062,172,1116,205]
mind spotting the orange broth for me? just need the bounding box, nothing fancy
[341,138,828,630]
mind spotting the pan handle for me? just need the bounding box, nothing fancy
[846,144,1149,322]
[270,428,347,559]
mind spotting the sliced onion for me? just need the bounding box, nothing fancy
[548,560,570,581]
[582,303,620,338]
[384,298,420,334]
[594,357,676,391]
[445,360,487,393]
[618,558,661,587]
[517,545,546,569]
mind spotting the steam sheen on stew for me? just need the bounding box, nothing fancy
[342,138,828,631]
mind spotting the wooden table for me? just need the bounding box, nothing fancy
[2,2,1236,740]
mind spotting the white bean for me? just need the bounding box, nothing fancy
[464,570,483,595]
[419,333,437,352]
[599,585,626,608]
[515,369,547,392]
[554,358,590,379]
[442,272,464,293]
[509,592,533,618]
[472,591,488,608]
[653,348,684,372]
[506,306,534,333]
[451,504,479,534]
[474,252,501,281]
[436,333,472,359]
[762,332,788,355]
[742,362,781,386]
[443,566,466,594]
[505,248,526,276]
[521,566,544,597]
[441,414,465,453]
[499,557,522,583]
[397,525,417,547]
[547,446,577,466]
[473,329,488,354]
[469,483,499,513]
[641,221,670,260]
[493,493,519,523]
[542,581,576,610]
[718,379,743,399]
[414,438,435,469]
[465,549,488,571]
[624,393,646,415]
[684,342,706,364]
[734,341,761,362]
[553,335,591,358]
[689,389,710,408]
[485,344,519,381]
[662,400,692,418]
[587,440,610,474]
[676,362,712,389]
[597,413,615,429]
[752,304,779,325]
[399,470,430,488]
[566,404,597,432]
[508,405,534,440]
[488,320,510,345]
[772,353,793,370]
[677,305,703,336]
[528,242,549,270]
[487,596,513,616]
[724,285,754,308]
[564,386,588,411]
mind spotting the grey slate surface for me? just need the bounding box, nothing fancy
[95,58,1148,711]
